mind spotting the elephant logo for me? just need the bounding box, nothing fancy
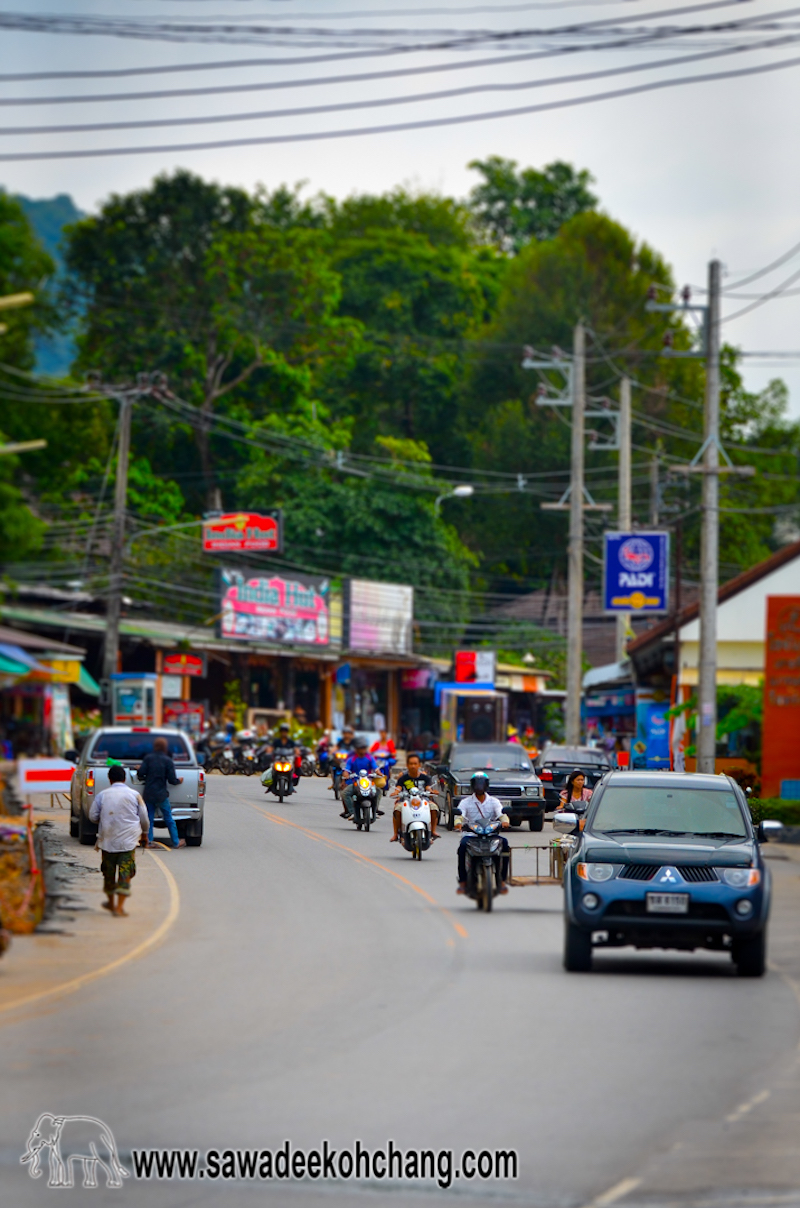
[21,1114,129,1189]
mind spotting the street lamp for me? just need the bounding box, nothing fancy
[434,484,474,514]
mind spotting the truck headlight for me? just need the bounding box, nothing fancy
[524,786,540,796]
[577,863,617,883]
[722,868,761,888]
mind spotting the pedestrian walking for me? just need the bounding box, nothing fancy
[137,736,186,849]
[89,764,149,917]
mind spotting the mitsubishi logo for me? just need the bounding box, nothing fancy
[658,867,681,884]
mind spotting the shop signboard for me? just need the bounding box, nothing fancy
[203,510,282,554]
[162,651,207,678]
[163,700,206,741]
[219,568,330,646]
[761,596,800,797]
[633,690,670,769]
[603,531,669,614]
[347,580,413,656]
[455,650,496,685]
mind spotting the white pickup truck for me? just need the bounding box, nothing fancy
[69,726,206,847]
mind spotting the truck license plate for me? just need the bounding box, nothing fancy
[646,893,689,914]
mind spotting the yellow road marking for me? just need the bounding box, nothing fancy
[245,797,468,939]
[0,850,180,1018]
[588,1176,642,1206]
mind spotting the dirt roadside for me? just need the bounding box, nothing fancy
[0,808,178,1026]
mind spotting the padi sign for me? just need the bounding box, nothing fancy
[603,531,669,614]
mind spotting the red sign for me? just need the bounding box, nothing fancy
[18,758,75,797]
[761,596,800,798]
[203,511,282,553]
[455,650,496,684]
[162,652,207,678]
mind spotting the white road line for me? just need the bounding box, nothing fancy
[589,1176,643,1206]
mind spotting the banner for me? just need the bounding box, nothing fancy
[347,580,413,656]
[219,569,330,645]
[203,511,282,553]
[455,650,496,685]
[603,531,669,614]
[761,596,800,798]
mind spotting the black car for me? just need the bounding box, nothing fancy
[558,771,770,976]
[435,742,545,831]
[535,744,612,810]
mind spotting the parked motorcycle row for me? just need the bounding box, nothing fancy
[197,729,318,779]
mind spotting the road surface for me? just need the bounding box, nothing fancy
[2,773,800,1207]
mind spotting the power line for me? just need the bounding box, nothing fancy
[6,30,798,138]
[4,48,799,162]
[721,263,800,323]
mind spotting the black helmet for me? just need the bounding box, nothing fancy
[470,771,490,793]
[355,735,368,751]
[279,722,290,732]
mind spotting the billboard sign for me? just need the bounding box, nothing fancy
[347,580,413,656]
[603,531,669,614]
[162,651,207,678]
[220,568,330,646]
[203,511,282,554]
[761,596,800,798]
[455,650,496,685]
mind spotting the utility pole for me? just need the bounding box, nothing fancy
[649,453,660,525]
[616,376,631,662]
[97,372,168,723]
[565,322,585,745]
[697,260,722,774]
[101,394,132,720]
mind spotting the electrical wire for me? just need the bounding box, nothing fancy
[721,263,800,323]
[4,48,799,162]
[6,30,798,138]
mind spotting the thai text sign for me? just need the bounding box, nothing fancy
[347,580,413,656]
[203,511,282,553]
[162,652,207,678]
[220,569,330,646]
[762,596,800,798]
[455,650,496,685]
[603,531,669,614]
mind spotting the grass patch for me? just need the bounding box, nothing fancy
[749,798,800,826]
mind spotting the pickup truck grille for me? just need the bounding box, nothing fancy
[676,865,718,883]
[619,864,658,881]
[489,786,522,797]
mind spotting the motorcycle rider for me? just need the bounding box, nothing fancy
[266,722,300,787]
[456,771,510,895]
[390,752,439,843]
[341,737,385,820]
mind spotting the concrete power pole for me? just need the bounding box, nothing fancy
[616,376,631,662]
[697,259,722,774]
[565,322,585,745]
[101,394,133,722]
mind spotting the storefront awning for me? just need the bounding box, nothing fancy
[77,664,101,697]
[0,642,56,678]
[0,652,30,676]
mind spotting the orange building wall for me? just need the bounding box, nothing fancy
[761,596,800,798]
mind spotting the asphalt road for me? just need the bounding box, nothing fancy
[2,773,800,1208]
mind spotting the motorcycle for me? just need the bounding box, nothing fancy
[372,752,397,795]
[396,787,432,860]
[349,771,381,832]
[299,746,316,777]
[315,739,331,777]
[462,820,506,912]
[263,757,294,803]
[330,749,348,800]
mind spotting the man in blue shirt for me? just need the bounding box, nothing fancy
[340,737,385,820]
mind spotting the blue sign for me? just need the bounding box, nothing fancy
[603,530,669,614]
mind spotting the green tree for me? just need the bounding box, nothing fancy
[467,157,597,252]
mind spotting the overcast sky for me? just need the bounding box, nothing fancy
[3,0,800,409]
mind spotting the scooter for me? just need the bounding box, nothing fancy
[330,749,348,800]
[262,757,294,803]
[349,771,381,832]
[373,753,397,795]
[397,787,432,860]
[462,819,506,912]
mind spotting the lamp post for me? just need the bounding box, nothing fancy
[434,484,474,514]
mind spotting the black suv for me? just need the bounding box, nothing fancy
[435,742,545,831]
[535,744,612,810]
[558,771,770,976]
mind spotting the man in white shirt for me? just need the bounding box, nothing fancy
[456,771,510,895]
[89,764,149,917]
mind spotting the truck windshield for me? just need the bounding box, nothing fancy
[88,732,192,763]
[592,786,747,838]
[451,747,532,772]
